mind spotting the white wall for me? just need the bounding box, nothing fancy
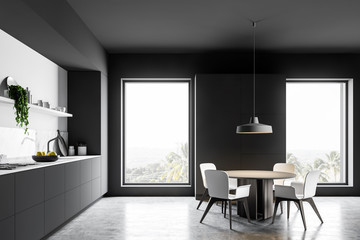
[0,29,67,159]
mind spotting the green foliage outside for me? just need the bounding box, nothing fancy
[125,143,189,184]
[287,151,341,182]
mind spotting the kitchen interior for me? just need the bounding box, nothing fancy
[1,0,360,240]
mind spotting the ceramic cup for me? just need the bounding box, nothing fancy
[43,102,50,108]
[37,100,43,107]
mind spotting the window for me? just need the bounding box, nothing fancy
[286,79,352,185]
[121,79,190,186]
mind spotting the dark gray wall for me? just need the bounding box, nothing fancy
[108,53,360,197]
[68,71,101,155]
[195,74,285,198]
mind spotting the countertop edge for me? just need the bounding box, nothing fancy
[0,155,101,176]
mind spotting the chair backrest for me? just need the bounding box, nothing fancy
[200,163,216,189]
[205,170,229,199]
[303,170,320,198]
[273,163,295,185]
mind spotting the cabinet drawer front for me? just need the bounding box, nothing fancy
[0,216,14,240]
[0,174,15,221]
[45,194,65,235]
[15,203,44,240]
[92,177,101,201]
[65,161,80,191]
[45,165,65,200]
[65,187,80,220]
[81,160,92,184]
[15,169,44,213]
[92,157,101,179]
[80,181,92,209]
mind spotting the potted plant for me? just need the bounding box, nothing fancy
[8,85,29,134]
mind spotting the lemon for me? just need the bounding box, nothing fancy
[49,152,57,156]
[42,152,45,156]
[36,152,42,156]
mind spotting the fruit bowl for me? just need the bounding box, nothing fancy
[32,155,58,162]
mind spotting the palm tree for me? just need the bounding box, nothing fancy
[286,153,304,181]
[315,151,340,182]
[160,143,189,183]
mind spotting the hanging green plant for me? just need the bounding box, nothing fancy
[8,85,30,134]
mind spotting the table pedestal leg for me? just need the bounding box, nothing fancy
[237,179,274,220]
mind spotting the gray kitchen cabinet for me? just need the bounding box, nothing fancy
[92,157,101,179]
[15,203,44,240]
[80,181,92,209]
[92,177,101,201]
[81,159,92,184]
[0,216,14,240]
[2,156,102,240]
[0,174,14,221]
[65,161,80,191]
[45,194,65,235]
[15,168,44,213]
[65,186,80,220]
[45,165,65,200]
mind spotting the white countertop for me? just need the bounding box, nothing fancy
[0,155,100,176]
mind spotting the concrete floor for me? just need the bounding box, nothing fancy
[47,197,360,240]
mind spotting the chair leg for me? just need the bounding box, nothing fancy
[294,201,300,210]
[224,200,227,218]
[197,189,208,209]
[221,201,224,213]
[280,201,283,214]
[229,200,232,230]
[200,197,217,223]
[272,198,281,224]
[242,198,251,223]
[287,201,290,219]
[298,200,307,230]
[307,198,324,223]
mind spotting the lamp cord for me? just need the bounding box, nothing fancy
[253,21,256,118]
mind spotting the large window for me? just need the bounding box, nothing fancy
[122,79,190,186]
[286,80,351,185]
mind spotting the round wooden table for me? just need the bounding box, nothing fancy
[226,170,296,220]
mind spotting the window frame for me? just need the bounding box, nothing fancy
[286,78,353,187]
[120,78,192,187]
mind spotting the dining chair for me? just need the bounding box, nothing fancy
[200,170,251,230]
[197,163,237,210]
[272,170,323,230]
[273,163,295,214]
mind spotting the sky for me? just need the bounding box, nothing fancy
[124,82,189,150]
[286,82,344,151]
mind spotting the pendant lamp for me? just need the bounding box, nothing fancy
[236,21,273,134]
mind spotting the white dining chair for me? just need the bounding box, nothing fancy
[197,163,237,210]
[272,170,323,230]
[273,163,295,214]
[200,170,251,229]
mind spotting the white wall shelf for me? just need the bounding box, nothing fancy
[0,96,72,117]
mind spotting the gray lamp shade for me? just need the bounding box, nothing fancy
[236,117,273,134]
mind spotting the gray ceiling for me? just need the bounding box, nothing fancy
[67,0,360,54]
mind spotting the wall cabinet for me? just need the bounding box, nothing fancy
[0,156,102,240]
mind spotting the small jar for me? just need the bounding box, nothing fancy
[77,145,87,156]
[68,146,75,156]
